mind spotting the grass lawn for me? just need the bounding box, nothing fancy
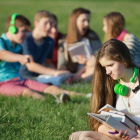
[0,0,140,139]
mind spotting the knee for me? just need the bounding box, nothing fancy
[69,131,96,140]
[22,88,44,99]
[44,85,60,93]
[22,88,32,95]
[69,131,84,140]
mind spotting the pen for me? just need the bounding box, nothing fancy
[108,132,119,134]
[108,132,129,136]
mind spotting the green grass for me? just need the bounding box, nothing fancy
[0,84,91,140]
[0,0,140,139]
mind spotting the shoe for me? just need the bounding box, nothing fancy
[86,93,92,98]
[59,93,71,103]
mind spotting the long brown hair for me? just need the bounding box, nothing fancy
[66,7,100,72]
[89,39,135,130]
[104,12,125,41]
[66,7,99,44]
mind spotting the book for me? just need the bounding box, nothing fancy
[68,42,91,62]
[87,104,138,139]
[37,74,70,87]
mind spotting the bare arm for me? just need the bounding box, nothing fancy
[26,57,70,76]
[43,59,55,69]
[0,50,30,65]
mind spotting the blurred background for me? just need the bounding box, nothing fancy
[0,0,140,43]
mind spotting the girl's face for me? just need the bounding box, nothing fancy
[76,13,90,36]
[99,56,126,80]
[48,19,58,39]
[103,18,108,33]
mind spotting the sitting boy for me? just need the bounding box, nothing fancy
[19,10,70,86]
[0,13,77,102]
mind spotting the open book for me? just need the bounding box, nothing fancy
[68,42,91,62]
[88,104,138,139]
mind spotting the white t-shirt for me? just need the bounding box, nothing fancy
[116,90,140,125]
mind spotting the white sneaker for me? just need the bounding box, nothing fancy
[86,93,92,98]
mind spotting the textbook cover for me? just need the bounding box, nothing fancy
[68,42,91,62]
[87,104,138,139]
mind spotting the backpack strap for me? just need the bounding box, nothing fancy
[0,37,8,63]
[0,37,22,54]
[0,37,8,50]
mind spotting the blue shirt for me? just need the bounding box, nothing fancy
[19,32,54,77]
[0,33,22,82]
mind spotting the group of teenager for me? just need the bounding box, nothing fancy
[0,7,140,140]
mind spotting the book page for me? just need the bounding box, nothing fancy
[98,104,121,113]
[87,113,119,130]
[87,113,109,122]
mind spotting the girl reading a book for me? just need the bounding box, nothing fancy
[58,7,102,83]
[103,12,140,69]
[69,39,140,140]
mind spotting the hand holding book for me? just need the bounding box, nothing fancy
[88,104,138,139]
[76,55,87,64]
[108,129,130,140]
[68,42,91,63]
[131,126,140,140]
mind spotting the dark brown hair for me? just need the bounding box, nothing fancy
[89,39,135,130]
[65,7,100,72]
[6,14,31,32]
[66,7,91,44]
[51,13,57,23]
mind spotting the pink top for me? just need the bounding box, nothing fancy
[116,29,127,41]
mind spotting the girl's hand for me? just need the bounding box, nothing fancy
[108,129,130,140]
[86,55,96,67]
[136,125,140,137]
[131,125,140,140]
[76,55,87,64]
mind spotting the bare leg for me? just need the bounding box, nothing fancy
[44,85,81,96]
[69,131,115,140]
[22,88,45,99]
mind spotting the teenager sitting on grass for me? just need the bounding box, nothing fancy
[0,13,79,102]
[47,13,66,69]
[58,7,102,83]
[19,10,70,82]
[103,12,140,69]
[69,39,140,140]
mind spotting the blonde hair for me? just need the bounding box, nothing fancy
[104,12,125,41]
[34,10,52,21]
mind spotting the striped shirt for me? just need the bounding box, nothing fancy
[123,34,140,68]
